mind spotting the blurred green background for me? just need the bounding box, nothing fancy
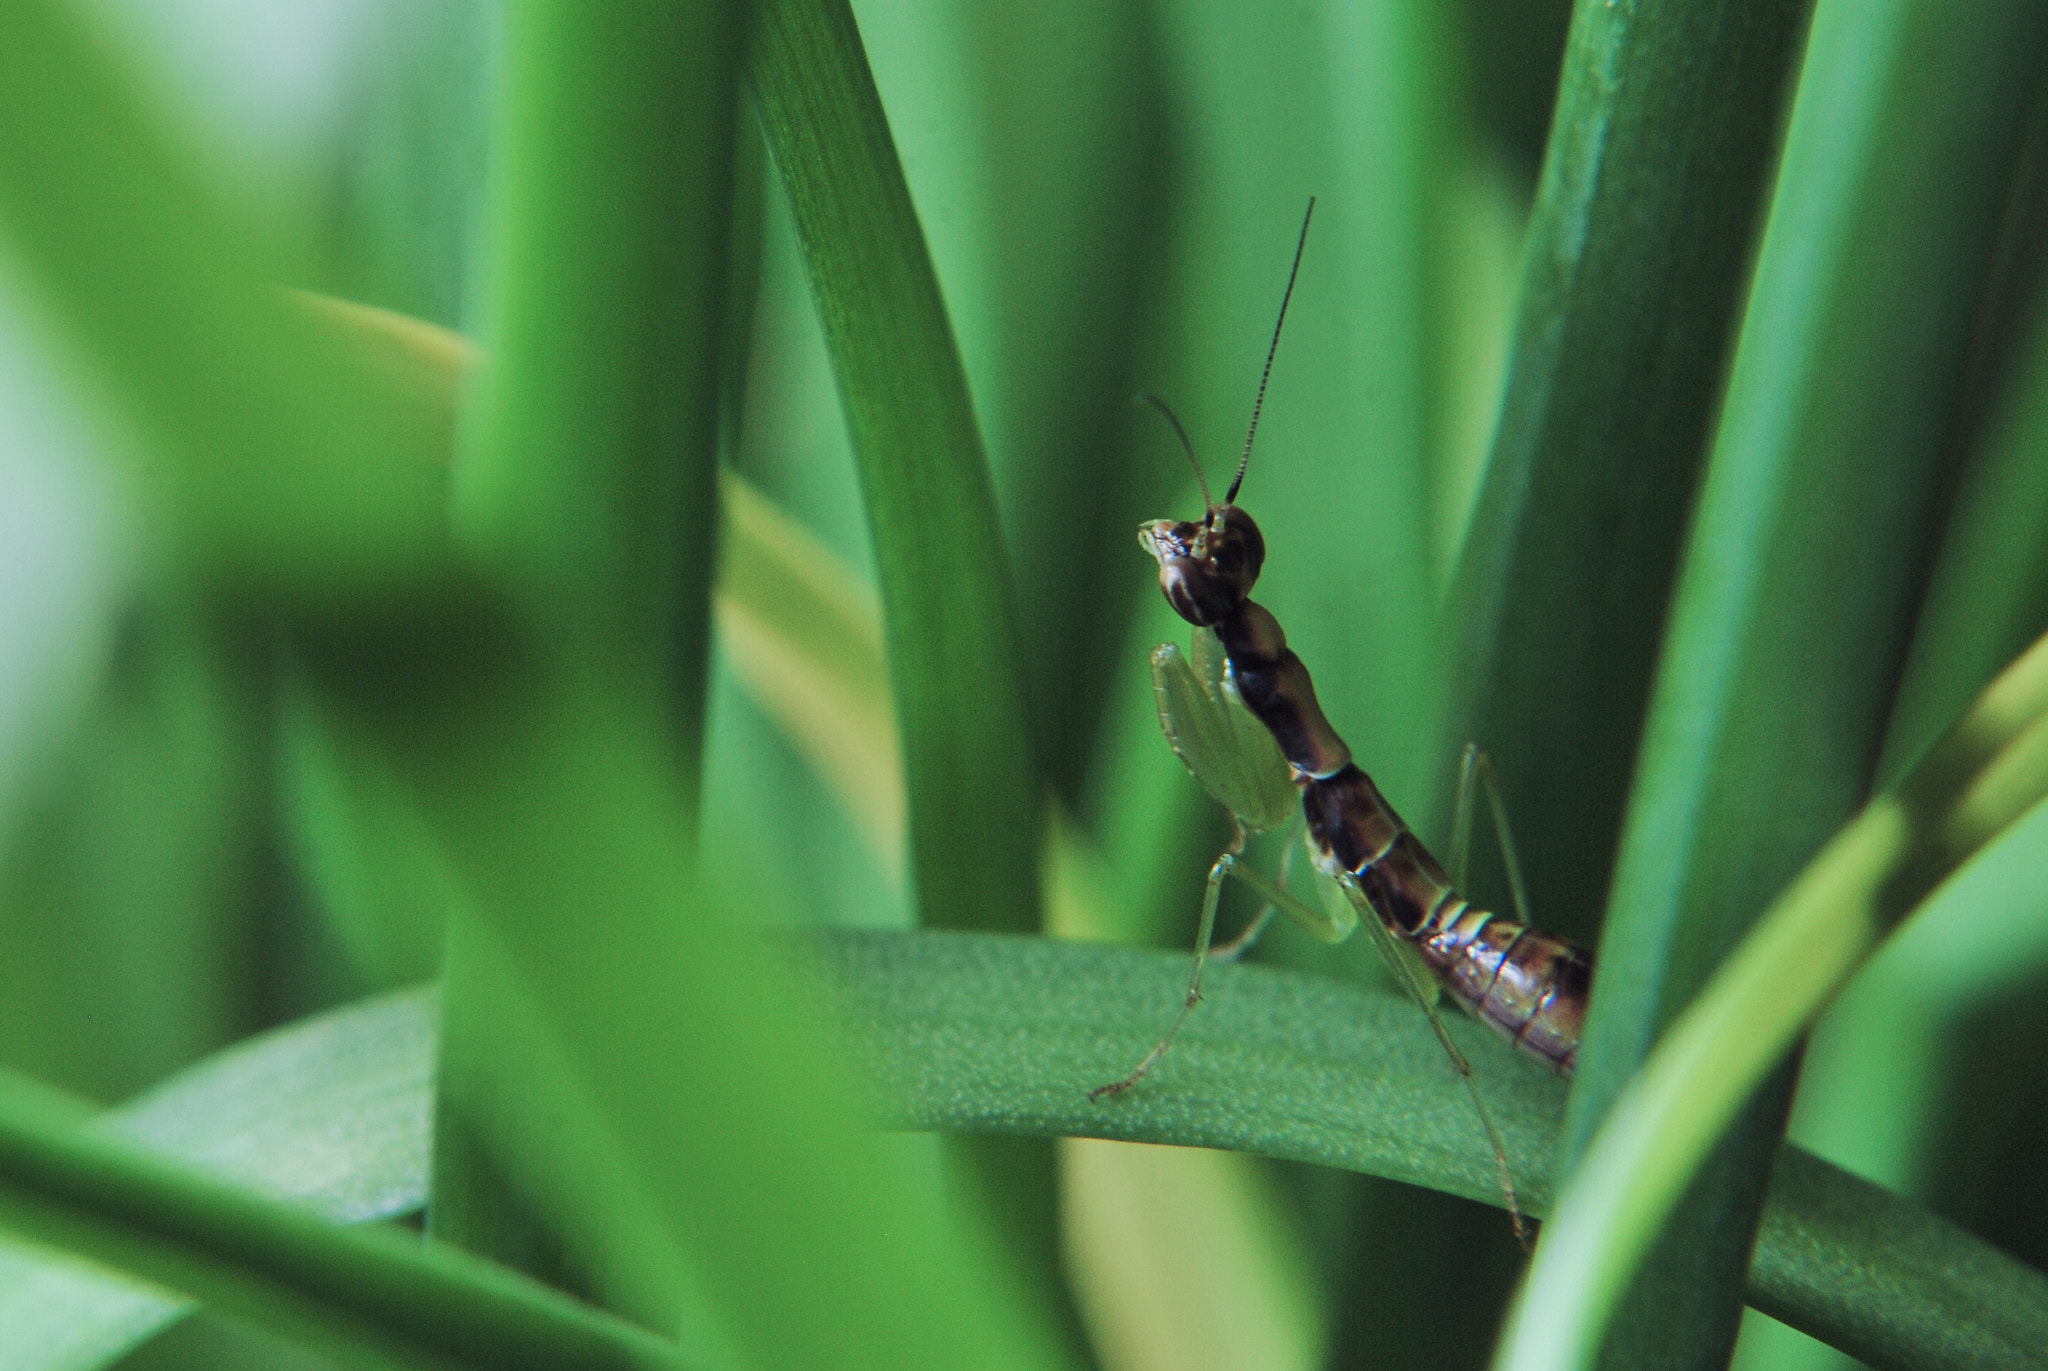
[1,1,2047,1369]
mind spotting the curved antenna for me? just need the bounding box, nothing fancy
[1140,392,1215,513]
[1227,196,1315,506]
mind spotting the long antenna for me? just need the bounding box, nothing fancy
[1139,393,1213,511]
[1226,196,1314,506]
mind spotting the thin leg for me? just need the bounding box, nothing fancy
[1211,905,1276,963]
[1211,818,1304,964]
[1453,743,1534,926]
[1342,872,1533,1248]
[1090,830,1328,1101]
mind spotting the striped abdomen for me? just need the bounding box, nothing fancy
[1301,765,1589,1075]
[1211,588,1593,1076]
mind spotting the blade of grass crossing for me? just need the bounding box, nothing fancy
[1552,3,2048,1367]
[1499,629,2048,1371]
[0,1062,695,1371]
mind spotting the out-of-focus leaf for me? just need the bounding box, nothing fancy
[0,987,431,1371]
[715,471,901,884]
[0,605,262,1100]
[0,1,465,603]
[1059,1139,1325,1371]
[423,0,743,1337]
[0,986,695,1371]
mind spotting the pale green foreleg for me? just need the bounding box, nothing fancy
[1091,827,1330,1100]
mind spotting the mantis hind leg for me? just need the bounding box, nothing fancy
[1341,870,1534,1248]
[1451,742,1533,926]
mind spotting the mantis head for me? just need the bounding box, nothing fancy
[1138,503,1265,627]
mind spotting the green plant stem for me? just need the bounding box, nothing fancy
[426,0,743,1325]
[452,0,738,762]
[750,0,1041,937]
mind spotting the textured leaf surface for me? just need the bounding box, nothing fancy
[0,944,2040,1370]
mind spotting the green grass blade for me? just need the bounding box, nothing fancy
[1574,0,2048,1147]
[1556,1,2048,1362]
[427,0,742,1322]
[750,0,1039,935]
[0,2,460,603]
[1446,0,1814,949]
[950,0,1168,806]
[0,1062,693,1371]
[1499,631,2048,1371]
[454,1,739,740]
[0,987,434,1371]
[1747,1148,2048,1371]
[1877,221,2048,785]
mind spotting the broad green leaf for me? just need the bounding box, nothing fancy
[0,933,2038,1370]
